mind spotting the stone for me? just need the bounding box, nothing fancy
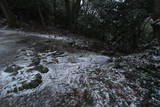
[31,57,41,66]
[4,65,22,73]
[151,56,160,62]
[27,65,49,73]
[22,73,42,89]
[140,17,154,43]
[34,65,49,73]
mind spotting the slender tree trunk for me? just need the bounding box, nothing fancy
[50,0,57,26]
[153,0,160,40]
[64,0,81,29]
[52,0,57,26]
[65,0,72,27]
[0,0,16,28]
[72,0,81,29]
[38,6,46,28]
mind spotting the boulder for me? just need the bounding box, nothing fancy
[151,56,160,62]
[34,65,49,73]
[140,17,154,43]
[21,73,42,90]
[30,57,41,66]
[4,65,22,73]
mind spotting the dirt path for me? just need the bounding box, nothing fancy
[0,31,28,69]
[0,29,159,107]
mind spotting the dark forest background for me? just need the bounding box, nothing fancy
[0,0,159,53]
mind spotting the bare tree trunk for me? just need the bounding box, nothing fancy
[153,0,160,40]
[50,0,57,26]
[38,6,46,28]
[65,0,72,27]
[52,0,57,26]
[64,0,81,29]
[0,0,16,28]
[72,0,81,29]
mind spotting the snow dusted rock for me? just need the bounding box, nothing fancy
[0,29,160,107]
[21,73,42,90]
[151,56,160,62]
[5,73,42,93]
[4,65,22,73]
[90,55,110,64]
[30,57,41,66]
[140,17,153,43]
[27,65,49,73]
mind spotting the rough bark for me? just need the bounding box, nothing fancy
[0,0,16,28]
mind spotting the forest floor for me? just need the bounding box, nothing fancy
[0,29,160,107]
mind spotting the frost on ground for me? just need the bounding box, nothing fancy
[0,30,160,107]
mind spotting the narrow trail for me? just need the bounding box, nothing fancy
[0,29,159,107]
[0,29,110,107]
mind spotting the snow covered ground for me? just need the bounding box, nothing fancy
[0,29,159,107]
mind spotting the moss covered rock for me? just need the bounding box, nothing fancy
[27,65,49,73]
[21,73,42,90]
[4,65,22,73]
[34,65,49,73]
[30,57,41,66]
